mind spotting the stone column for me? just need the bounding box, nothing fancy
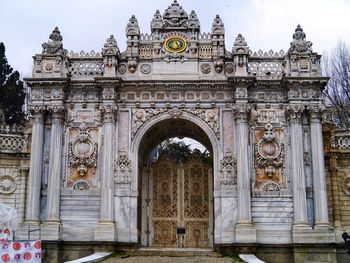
[233,104,256,243]
[287,105,309,227]
[42,106,65,240]
[309,105,330,227]
[95,104,117,241]
[25,106,45,223]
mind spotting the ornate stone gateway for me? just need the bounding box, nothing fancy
[11,0,343,261]
[142,154,212,248]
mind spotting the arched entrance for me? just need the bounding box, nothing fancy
[132,115,218,248]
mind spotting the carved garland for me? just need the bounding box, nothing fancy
[132,107,220,139]
[68,122,97,177]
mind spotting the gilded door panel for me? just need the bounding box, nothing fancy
[152,155,178,246]
[183,155,209,247]
[150,153,210,248]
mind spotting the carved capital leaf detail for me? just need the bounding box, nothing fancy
[285,104,305,122]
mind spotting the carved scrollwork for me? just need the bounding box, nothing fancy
[114,150,132,184]
[0,175,16,194]
[219,150,237,188]
[132,108,220,139]
[255,123,284,179]
[68,123,97,177]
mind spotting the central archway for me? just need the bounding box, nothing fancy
[131,113,221,248]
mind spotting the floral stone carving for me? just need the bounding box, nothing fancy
[68,122,97,177]
[0,175,16,194]
[219,150,237,188]
[114,151,132,184]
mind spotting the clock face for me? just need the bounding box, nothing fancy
[164,36,187,53]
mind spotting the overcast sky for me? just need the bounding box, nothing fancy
[0,0,349,77]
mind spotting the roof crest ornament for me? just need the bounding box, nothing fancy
[288,24,313,54]
[234,34,247,47]
[42,27,67,55]
[211,15,224,35]
[162,0,188,29]
[102,35,120,56]
[126,15,140,36]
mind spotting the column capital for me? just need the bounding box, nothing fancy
[100,104,118,123]
[232,104,251,121]
[286,104,305,123]
[47,105,66,121]
[28,105,46,124]
[307,104,326,122]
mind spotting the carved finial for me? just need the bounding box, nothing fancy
[188,10,200,30]
[126,15,140,36]
[211,15,224,35]
[234,34,247,47]
[42,27,66,55]
[151,10,163,31]
[162,0,188,29]
[289,24,313,53]
[102,35,120,56]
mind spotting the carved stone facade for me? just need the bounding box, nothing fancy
[0,1,345,262]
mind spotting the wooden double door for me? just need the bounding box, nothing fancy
[141,154,213,248]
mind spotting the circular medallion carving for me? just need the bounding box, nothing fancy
[72,139,94,159]
[0,175,16,194]
[164,36,187,53]
[140,64,151,74]
[201,63,211,74]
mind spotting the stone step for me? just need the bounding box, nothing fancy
[127,248,222,257]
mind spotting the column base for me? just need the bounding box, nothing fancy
[17,221,41,240]
[235,223,256,243]
[42,222,61,241]
[95,222,116,241]
[292,224,335,243]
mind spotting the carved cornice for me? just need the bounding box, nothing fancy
[285,104,305,123]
